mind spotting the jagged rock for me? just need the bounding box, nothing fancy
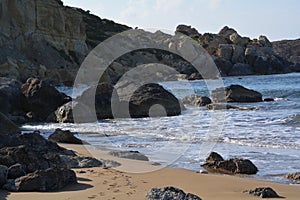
[109,151,149,161]
[146,186,202,200]
[201,152,258,175]
[273,39,300,64]
[0,132,75,173]
[264,98,275,102]
[0,165,8,188]
[218,26,237,38]
[284,172,300,181]
[229,33,250,47]
[8,168,77,192]
[182,95,212,106]
[176,25,202,39]
[0,112,21,135]
[258,35,272,47]
[21,78,71,121]
[49,129,83,144]
[228,63,254,76]
[217,44,233,60]
[211,84,263,103]
[7,163,26,179]
[244,187,280,198]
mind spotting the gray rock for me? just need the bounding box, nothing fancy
[258,35,272,47]
[0,112,21,135]
[182,95,212,107]
[201,152,258,175]
[0,165,8,188]
[206,103,257,110]
[59,155,103,168]
[145,186,202,200]
[8,163,26,179]
[49,128,83,144]
[245,187,280,198]
[11,168,77,192]
[217,44,233,60]
[109,150,149,161]
[211,84,263,103]
[231,45,245,63]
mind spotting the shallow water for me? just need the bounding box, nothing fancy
[22,73,300,184]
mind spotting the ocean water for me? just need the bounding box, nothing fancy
[22,73,300,183]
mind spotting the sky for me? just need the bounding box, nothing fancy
[62,0,299,41]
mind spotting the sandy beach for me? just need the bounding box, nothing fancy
[0,143,299,200]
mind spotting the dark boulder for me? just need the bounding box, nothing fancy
[244,187,280,198]
[0,112,21,135]
[10,168,77,192]
[76,82,118,120]
[182,95,212,107]
[48,128,83,144]
[201,152,258,175]
[0,165,8,188]
[211,85,263,103]
[129,83,182,118]
[109,150,149,161]
[206,103,257,111]
[145,186,202,200]
[264,98,275,102]
[7,163,26,179]
[59,155,104,168]
[21,78,71,122]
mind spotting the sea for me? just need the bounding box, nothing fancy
[22,73,300,184]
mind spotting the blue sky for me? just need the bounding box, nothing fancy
[62,0,299,41]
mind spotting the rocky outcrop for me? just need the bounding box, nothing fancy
[48,129,83,144]
[273,39,300,64]
[201,152,258,175]
[6,168,77,192]
[0,165,8,188]
[244,187,280,198]
[0,0,130,85]
[109,151,149,161]
[146,186,202,200]
[21,78,71,122]
[7,163,26,180]
[182,95,212,107]
[211,84,263,103]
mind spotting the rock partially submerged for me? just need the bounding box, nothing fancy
[244,187,281,198]
[201,152,258,175]
[206,103,258,110]
[211,84,263,103]
[109,150,149,161]
[49,128,83,144]
[145,186,202,200]
[182,95,212,107]
[284,172,300,182]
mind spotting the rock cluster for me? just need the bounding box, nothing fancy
[201,152,258,175]
[244,187,280,198]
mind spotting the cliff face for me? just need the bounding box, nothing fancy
[0,0,130,85]
[272,39,300,64]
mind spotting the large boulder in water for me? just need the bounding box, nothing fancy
[182,95,212,107]
[201,152,258,175]
[128,83,182,118]
[211,84,262,103]
[21,78,71,122]
[146,186,202,200]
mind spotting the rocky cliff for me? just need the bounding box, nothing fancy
[272,39,300,64]
[0,0,130,85]
[176,25,296,76]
